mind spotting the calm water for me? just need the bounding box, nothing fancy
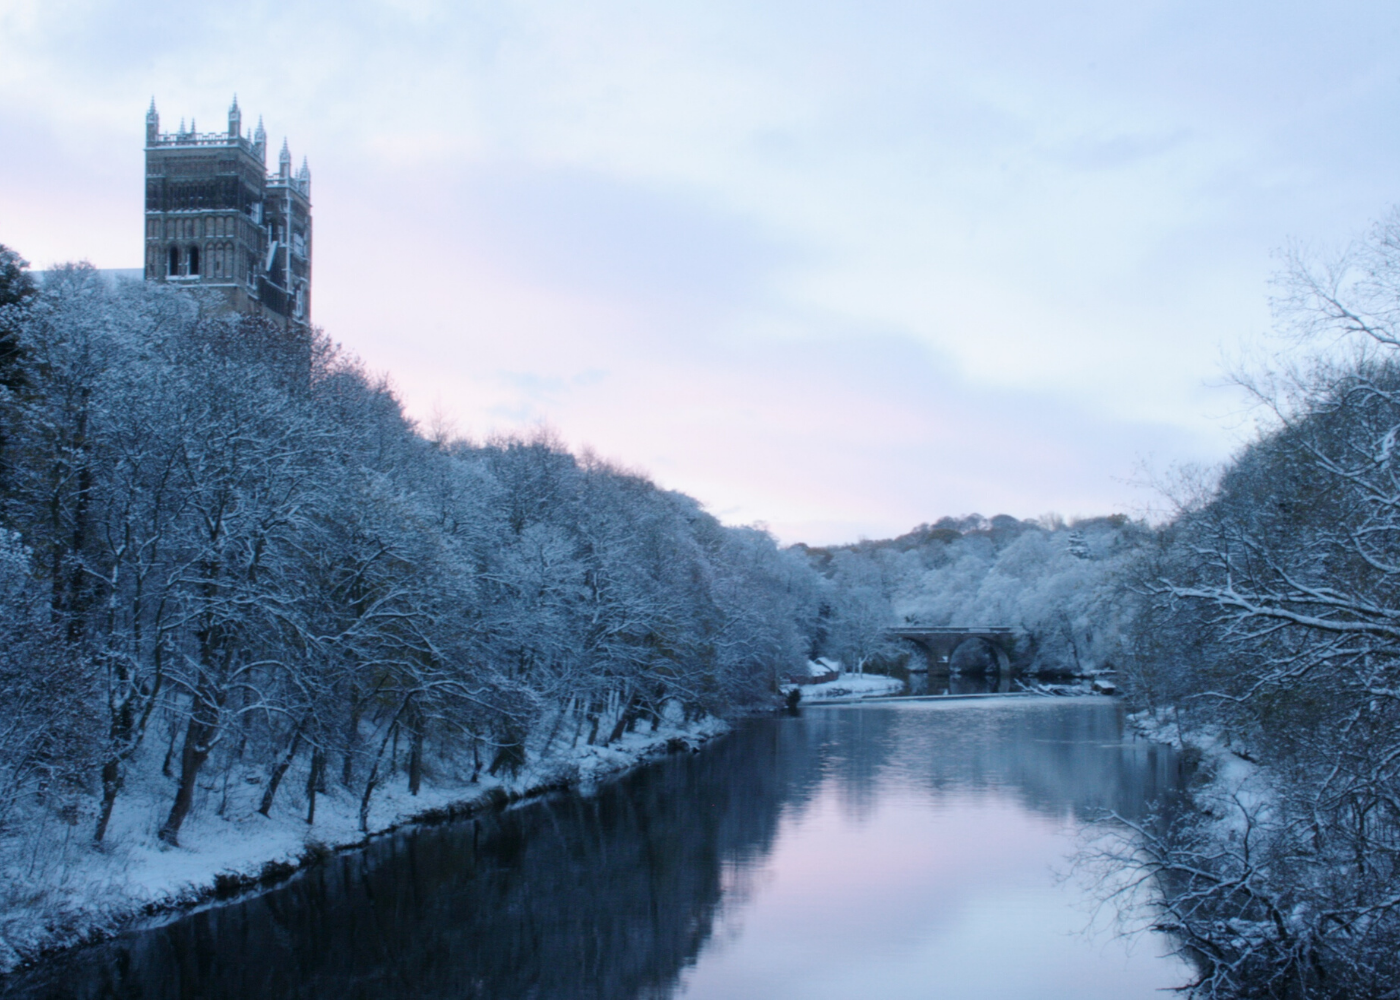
[4,698,1191,999]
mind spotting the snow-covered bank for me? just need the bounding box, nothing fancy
[1125,707,1273,838]
[792,673,904,701]
[0,716,729,975]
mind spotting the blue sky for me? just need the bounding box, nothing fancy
[4,0,1400,542]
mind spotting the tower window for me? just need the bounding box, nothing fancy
[168,245,179,276]
[189,246,200,276]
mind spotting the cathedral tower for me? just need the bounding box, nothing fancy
[143,96,312,329]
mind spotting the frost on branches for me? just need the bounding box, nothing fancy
[0,259,823,969]
[1105,213,1400,999]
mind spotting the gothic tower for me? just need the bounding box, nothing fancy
[143,96,312,329]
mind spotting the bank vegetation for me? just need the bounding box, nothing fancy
[0,251,881,967]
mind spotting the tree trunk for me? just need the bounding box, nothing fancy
[606,694,640,745]
[258,723,304,817]
[359,761,381,833]
[94,669,136,844]
[488,737,526,777]
[161,712,179,778]
[93,757,122,844]
[408,718,424,796]
[359,697,413,832]
[305,748,324,825]
[541,699,570,757]
[158,703,217,846]
[572,702,591,748]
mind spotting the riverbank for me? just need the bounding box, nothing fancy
[791,673,904,701]
[1126,706,1272,835]
[0,715,730,975]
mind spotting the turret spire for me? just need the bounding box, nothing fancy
[279,137,291,177]
[145,97,159,144]
[228,94,242,139]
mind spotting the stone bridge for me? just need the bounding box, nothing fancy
[888,626,1018,674]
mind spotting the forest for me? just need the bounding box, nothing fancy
[6,209,1400,998]
[0,250,885,965]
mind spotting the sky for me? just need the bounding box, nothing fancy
[3,1,1400,544]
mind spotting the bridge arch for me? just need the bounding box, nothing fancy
[945,636,1011,675]
[889,626,1016,676]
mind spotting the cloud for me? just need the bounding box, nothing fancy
[4,0,1400,542]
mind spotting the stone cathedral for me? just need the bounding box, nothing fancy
[143,97,311,329]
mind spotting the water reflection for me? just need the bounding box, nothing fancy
[4,700,1188,1000]
[903,670,1012,695]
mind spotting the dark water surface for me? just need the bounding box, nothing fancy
[4,699,1189,999]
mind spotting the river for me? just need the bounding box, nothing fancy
[3,697,1191,999]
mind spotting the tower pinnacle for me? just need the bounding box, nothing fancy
[142,96,312,328]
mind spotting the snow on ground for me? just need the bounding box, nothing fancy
[1127,707,1273,835]
[793,673,904,701]
[0,714,729,974]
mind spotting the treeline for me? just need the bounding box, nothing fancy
[10,211,1399,996]
[1093,218,1400,999]
[0,252,826,853]
[797,512,1149,676]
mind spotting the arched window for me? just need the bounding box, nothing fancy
[189,245,200,276]
[168,245,180,276]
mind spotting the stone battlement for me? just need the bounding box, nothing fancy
[142,95,312,329]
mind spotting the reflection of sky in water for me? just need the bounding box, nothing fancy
[6,700,1189,999]
[679,702,1190,1000]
